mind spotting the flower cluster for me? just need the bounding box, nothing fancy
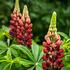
[42,12,64,70]
[10,10,24,44]
[9,0,24,43]
[9,0,32,48]
[21,5,33,48]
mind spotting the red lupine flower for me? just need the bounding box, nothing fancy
[43,48,48,53]
[42,62,47,69]
[20,5,33,48]
[42,11,64,70]
[56,59,62,64]
[43,42,49,47]
[51,43,56,48]
[56,40,62,46]
[9,0,24,44]
[59,64,64,68]
[42,55,48,60]
[9,1,32,48]
[51,51,56,56]
[59,49,64,53]
[42,62,49,70]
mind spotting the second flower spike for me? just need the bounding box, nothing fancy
[21,5,33,48]
[42,11,64,70]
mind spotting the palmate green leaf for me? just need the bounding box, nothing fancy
[0,59,7,63]
[36,62,43,70]
[63,39,70,47]
[38,50,44,62]
[62,39,70,54]
[31,41,43,70]
[61,67,67,70]
[37,45,44,62]
[32,41,44,62]
[7,42,43,70]
[0,63,12,70]
[2,26,9,33]
[2,63,12,70]
[0,41,7,54]
[0,26,9,40]
[27,66,35,70]
[0,26,12,40]
[58,32,69,39]
[11,48,18,57]
[62,39,70,70]
[0,62,12,70]
[0,62,7,70]
[11,44,34,62]
[0,55,7,62]
[6,48,12,60]
[14,57,34,67]
[0,31,4,40]
[61,67,70,70]
[32,41,39,61]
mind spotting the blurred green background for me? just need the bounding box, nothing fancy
[0,0,70,43]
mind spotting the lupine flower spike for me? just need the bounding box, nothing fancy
[9,3,32,48]
[21,5,33,48]
[9,0,24,44]
[42,11,64,70]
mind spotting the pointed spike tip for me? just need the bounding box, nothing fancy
[24,5,28,9]
[50,11,57,25]
[53,11,57,16]
[48,11,57,34]
[14,0,20,12]
[23,5,29,17]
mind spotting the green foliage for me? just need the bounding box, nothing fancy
[58,32,69,39]
[61,39,70,70]
[13,42,43,70]
[0,42,43,70]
